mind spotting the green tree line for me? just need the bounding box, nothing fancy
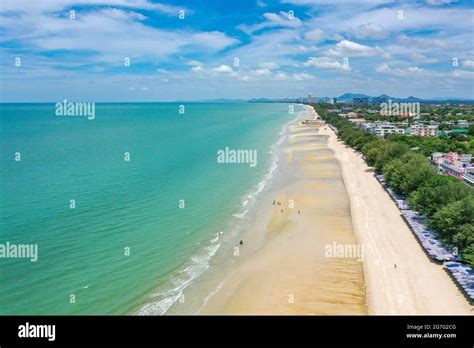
[313,104,474,264]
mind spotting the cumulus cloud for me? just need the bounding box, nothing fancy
[326,40,388,58]
[304,57,351,71]
[213,65,234,73]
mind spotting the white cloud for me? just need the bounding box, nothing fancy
[237,11,301,34]
[296,44,318,52]
[191,66,204,73]
[187,60,204,67]
[213,65,234,73]
[253,68,272,76]
[0,0,187,15]
[452,69,474,78]
[375,63,437,77]
[260,62,278,69]
[304,28,325,42]
[462,60,474,69]
[326,40,388,58]
[0,8,238,64]
[274,72,288,80]
[304,57,351,71]
[397,34,448,50]
[306,5,473,42]
[263,11,302,28]
[293,73,314,81]
[351,23,387,40]
[220,29,301,68]
[408,52,439,64]
[426,0,457,5]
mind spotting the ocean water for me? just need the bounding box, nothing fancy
[0,102,303,315]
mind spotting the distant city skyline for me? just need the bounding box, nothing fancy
[1,0,473,102]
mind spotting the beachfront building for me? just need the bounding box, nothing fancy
[361,122,404,137]
[408,124,438,137]
[432,152,474,182]
[462,170,474,188]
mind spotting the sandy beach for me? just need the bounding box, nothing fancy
[323,117,472,315]
[199,105,472,315]
[199,106,367,314]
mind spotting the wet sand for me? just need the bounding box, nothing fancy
[199,106,367,314]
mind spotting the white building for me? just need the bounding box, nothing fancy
[409,124,438,137]
[362,122,404,137]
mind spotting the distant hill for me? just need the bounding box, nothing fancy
[337,93,371,101]
[335,93,473,103]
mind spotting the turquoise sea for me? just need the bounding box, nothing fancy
[0,102,303,314]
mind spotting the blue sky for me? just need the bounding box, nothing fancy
[0,0,473,102]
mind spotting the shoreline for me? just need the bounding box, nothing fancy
[198,105,367,314]
[137,104,308,315]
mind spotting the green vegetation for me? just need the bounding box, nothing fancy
[314,103,474,264]
[386,134,472,156]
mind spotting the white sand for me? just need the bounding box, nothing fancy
[322,108,472,314]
